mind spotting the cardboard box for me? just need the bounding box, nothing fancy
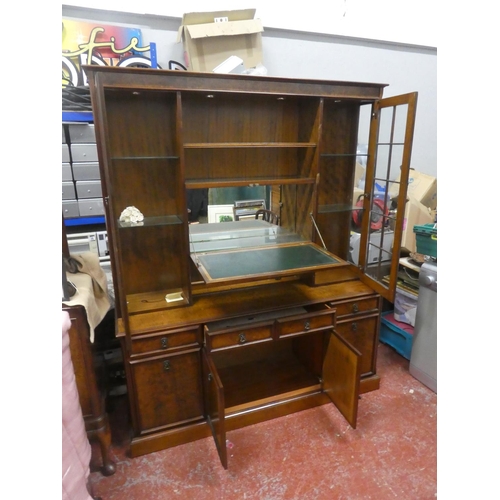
[177,9,264,72]
[400,196,434,254]
[389,169,437,210]
[352,187,364,207]
[354,162,365,188]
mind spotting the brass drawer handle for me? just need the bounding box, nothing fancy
[239,333,246,344]
[352,303,359,313]
[304,321,310,331]
[160,337,168,349]
[163,360,171,371]
[351,322,357,332]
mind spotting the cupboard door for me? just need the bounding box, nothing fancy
[357,92,418,302]
[130,349,203,433]
[202,349,227,469]
[335,315,379,377]
[322,331,361,428]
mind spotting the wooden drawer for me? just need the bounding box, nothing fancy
[275,308,335,339]
[131,326,202,356]
[330,296,379,318]
[205,323,273,352]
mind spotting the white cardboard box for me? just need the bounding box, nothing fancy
[177,9,264,72]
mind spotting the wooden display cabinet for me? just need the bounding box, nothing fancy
[85,66,417,468]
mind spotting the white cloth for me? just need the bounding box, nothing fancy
[63,252,111,342]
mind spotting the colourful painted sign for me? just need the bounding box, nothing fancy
[62,19,156,88]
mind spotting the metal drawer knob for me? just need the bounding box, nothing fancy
[239,333,246,344]
[352,303,359,313]
[351,322,358,332]
[163,360,171,371]
[160,337,168,349]
[304,321,310,331]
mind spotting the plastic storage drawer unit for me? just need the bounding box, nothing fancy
[380,311,414,360]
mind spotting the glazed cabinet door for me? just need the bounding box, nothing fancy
[323,330,362,428]
[129,349,204,434]
[202,349,227,469]
[357,92,418,302]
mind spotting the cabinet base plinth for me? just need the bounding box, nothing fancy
[359,374,380,394]
[129,389,367,458]
[130,420,211,458]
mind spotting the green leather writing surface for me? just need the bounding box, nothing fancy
[196,244,339,280]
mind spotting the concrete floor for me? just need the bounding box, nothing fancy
[88,342,437,499]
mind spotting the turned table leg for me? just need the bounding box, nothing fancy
[86,414,116,476]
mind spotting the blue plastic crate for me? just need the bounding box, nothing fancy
[380,311,414,360]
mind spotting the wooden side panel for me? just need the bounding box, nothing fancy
[323,330,361,428]
[202,349,227,469]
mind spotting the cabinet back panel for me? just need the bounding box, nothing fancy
[321,101,360,155]
[110,159,182,218]
[184,148,310,182]
[118,224,186,295]
[318,156,358,207]
[318,102,359,208]
[104,90,178,158]
[315,102,360,258]
[182,94,320,144]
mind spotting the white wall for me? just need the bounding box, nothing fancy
[62,4,437,177]
[61,0,437,47]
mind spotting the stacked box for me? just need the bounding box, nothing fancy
[380,311,414,360]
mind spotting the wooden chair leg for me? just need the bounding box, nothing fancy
[87,415,116,476]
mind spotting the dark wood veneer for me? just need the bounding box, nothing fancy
[85,66,415,468]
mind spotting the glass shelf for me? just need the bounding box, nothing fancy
[118,215,182,228]
[320,152,359,158]
[318,204,358,214]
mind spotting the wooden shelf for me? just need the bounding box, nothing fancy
[216,348,321,411]
[126,288,190,315]
[185,142,316,149]
[186,177,316,189]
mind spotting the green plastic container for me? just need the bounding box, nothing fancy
[413,223,437,258]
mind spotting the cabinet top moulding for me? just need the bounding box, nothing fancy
[83,66,387,101]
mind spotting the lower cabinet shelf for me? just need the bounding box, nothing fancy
[215,338,323,412]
